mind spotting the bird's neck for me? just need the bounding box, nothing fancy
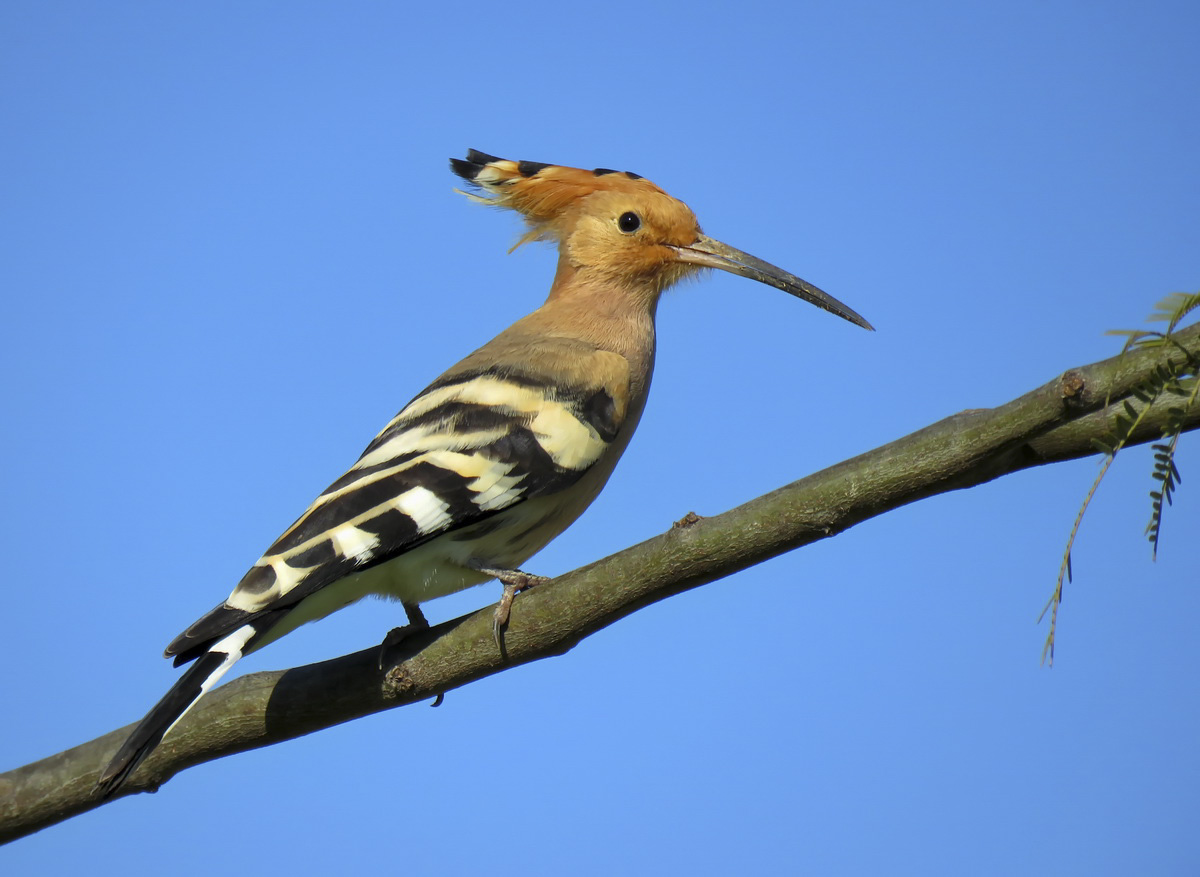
[533,258,659,374]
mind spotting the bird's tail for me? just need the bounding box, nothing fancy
[97,617,272,797]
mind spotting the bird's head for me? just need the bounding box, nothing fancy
[450,150,872,330]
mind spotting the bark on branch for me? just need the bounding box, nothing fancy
[2,324,1198,844]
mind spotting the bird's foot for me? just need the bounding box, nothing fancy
[472,566,550,650]
[378,601,430,669]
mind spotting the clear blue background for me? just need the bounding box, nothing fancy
[3,3,1197,874]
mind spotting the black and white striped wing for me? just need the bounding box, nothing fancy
[164,365,622,663]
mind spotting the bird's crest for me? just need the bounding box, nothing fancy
[450,149,672,249]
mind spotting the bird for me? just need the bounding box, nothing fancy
[97,149,873,796]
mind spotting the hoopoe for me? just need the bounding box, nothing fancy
[98,149,872,795]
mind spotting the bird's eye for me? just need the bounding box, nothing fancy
[617,211,641,233]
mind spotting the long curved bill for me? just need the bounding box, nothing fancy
[673,234,874,331]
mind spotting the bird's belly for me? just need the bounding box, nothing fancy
[301,480,597,614]
[253,452,616,651]
[368,484,601,603]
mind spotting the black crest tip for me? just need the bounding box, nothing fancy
[449,158,480,183]
[465,148,502,164]
[450,150,505,184]
[516,160,552,177]
[593,167,643,180]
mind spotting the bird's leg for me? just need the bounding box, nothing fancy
[471,565,550,649]
[378,600,430,669]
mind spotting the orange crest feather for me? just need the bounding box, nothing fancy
[450,149,669,245]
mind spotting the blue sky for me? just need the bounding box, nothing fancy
[2,2,1197,873]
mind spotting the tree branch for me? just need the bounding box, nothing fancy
[2,323,1197,843]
